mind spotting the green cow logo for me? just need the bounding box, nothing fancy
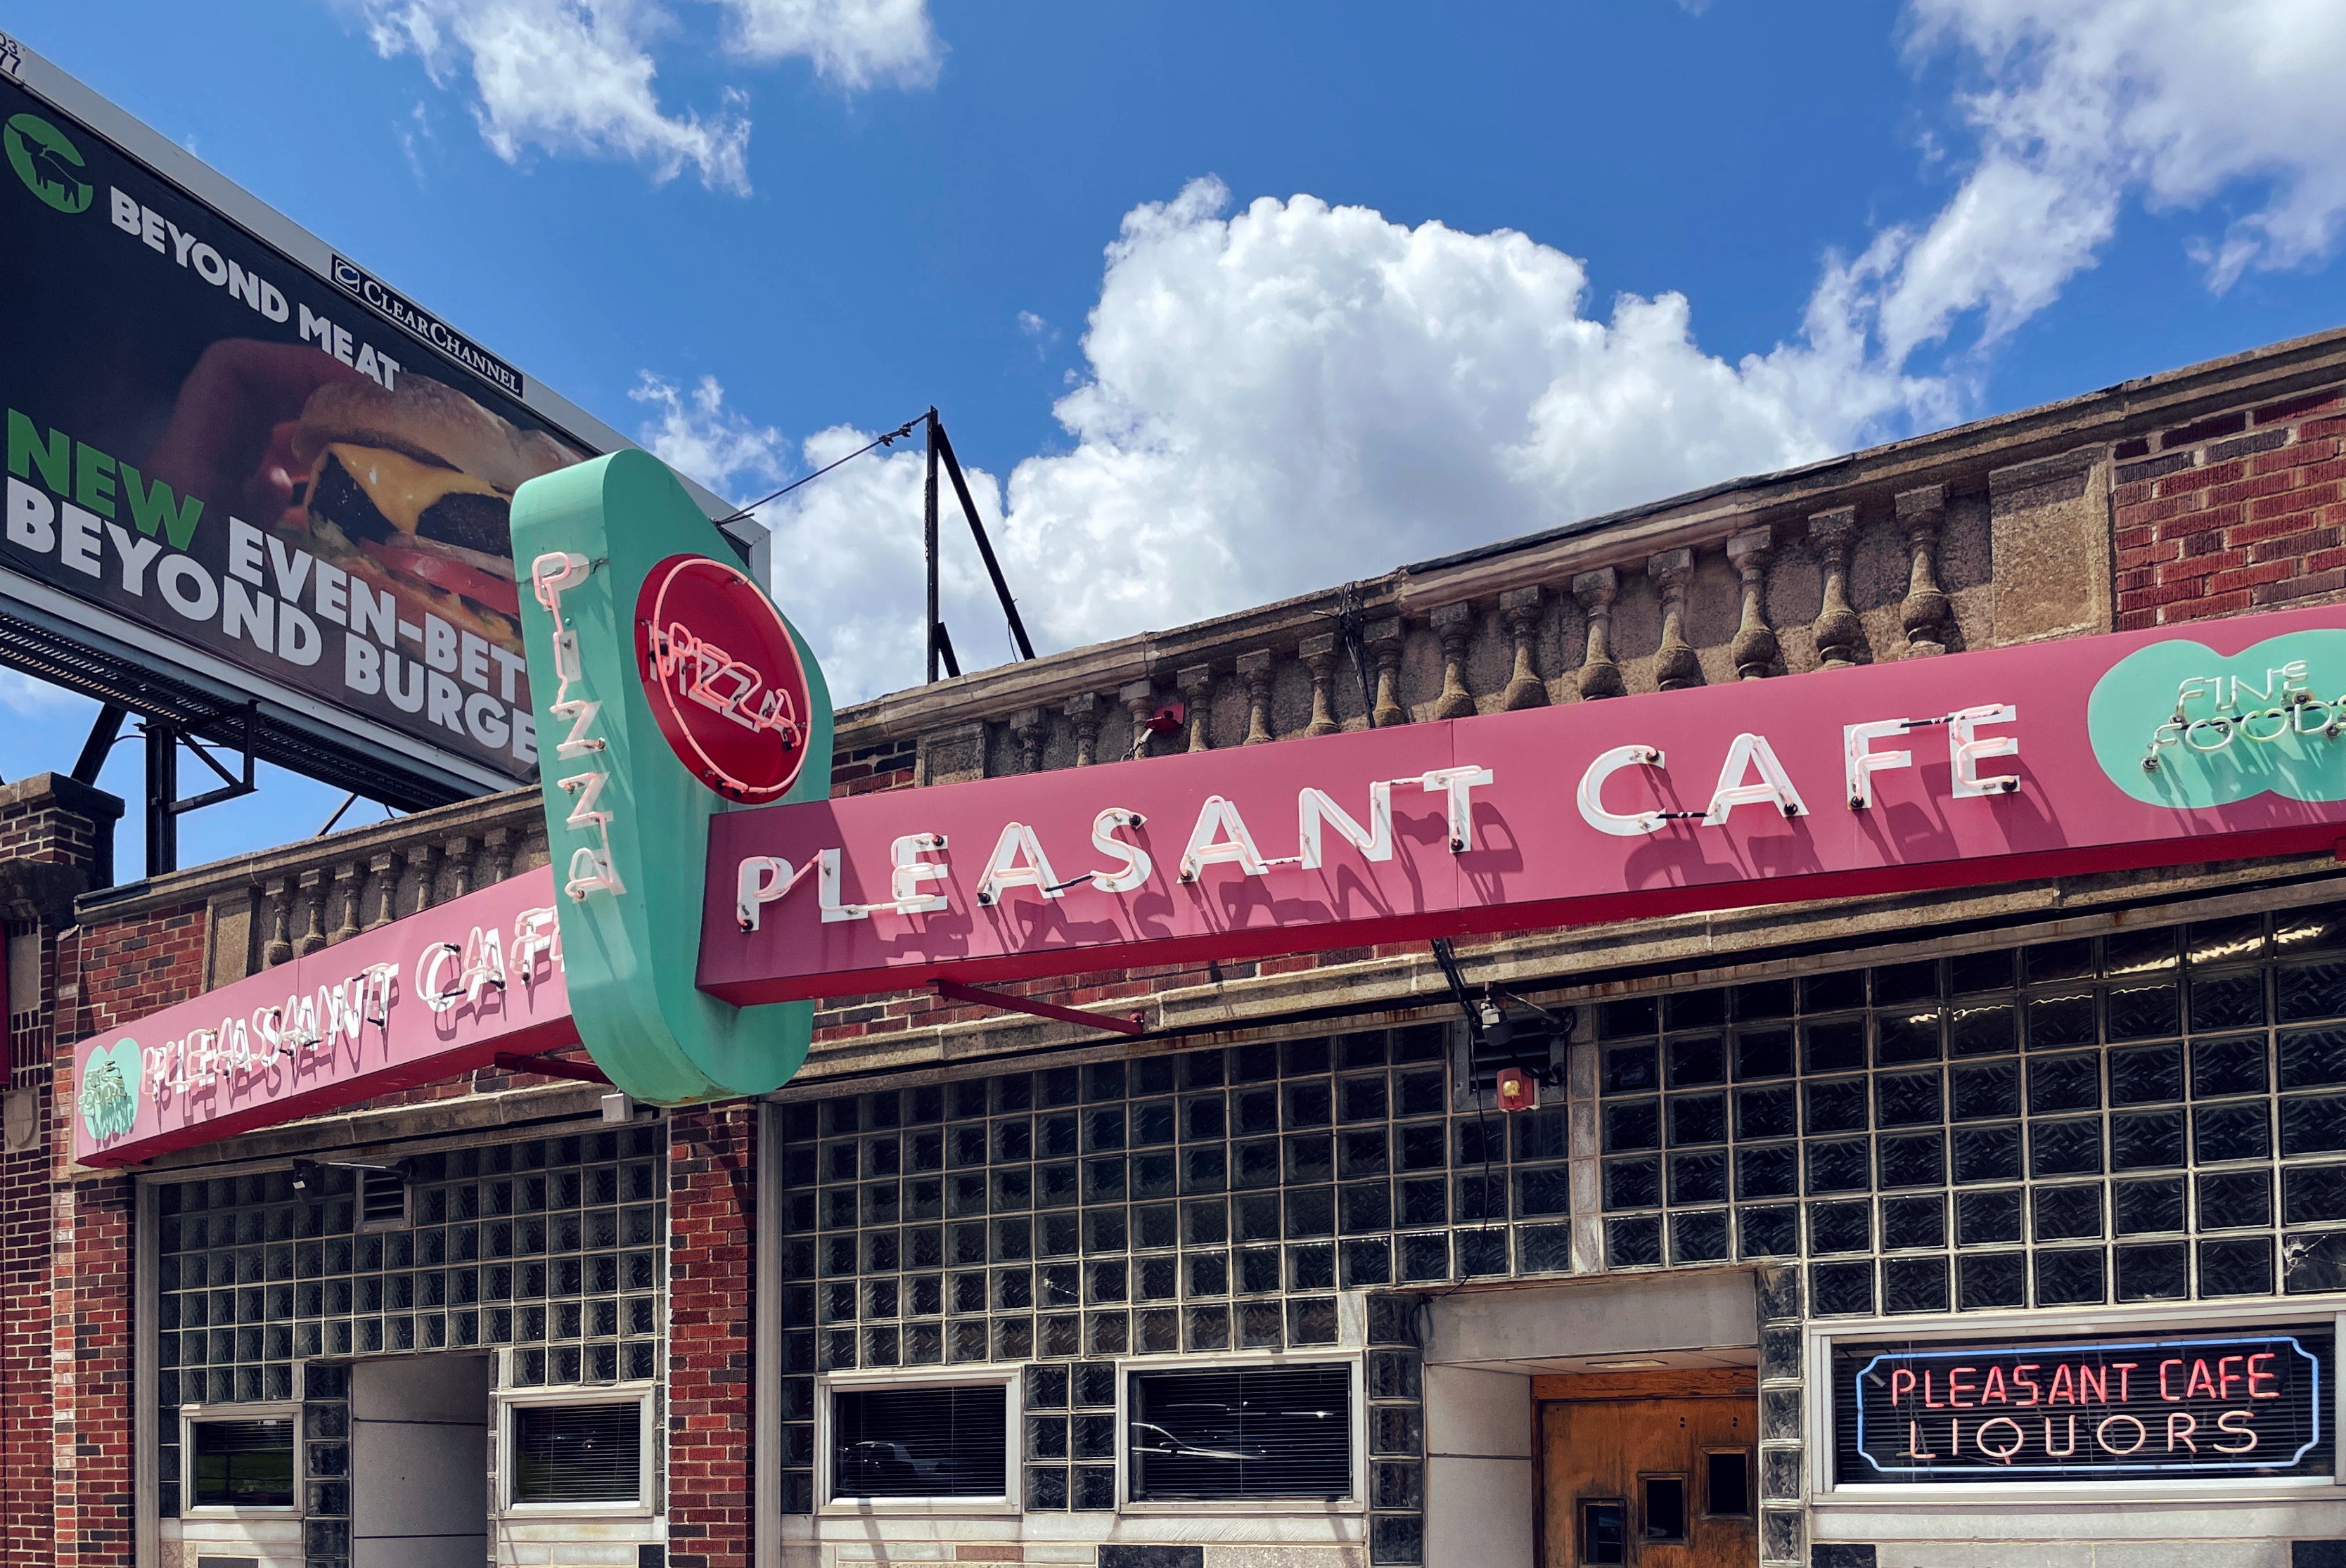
[78,1037,141,1143]
[4,111,91,214]
[2088,629,2346,808]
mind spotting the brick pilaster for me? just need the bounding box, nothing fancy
[0,774,126,1567]
[667,1102,759,1568]
[53,1172,135,1567]
[0,1074,54,1567]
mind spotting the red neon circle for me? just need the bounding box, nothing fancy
[634,553,812,803]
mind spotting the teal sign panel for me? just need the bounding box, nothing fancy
[508,450,834,1103]
[2088,629,2346,809]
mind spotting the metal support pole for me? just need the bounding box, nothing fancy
[931,419,1037,662]
[1338,582,1377,728]
[924,408,942,684]
[72,703,127,784]
[143,720,177,878]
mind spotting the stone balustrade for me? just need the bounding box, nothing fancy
[78,792,549,992]
[868,465,2013,789]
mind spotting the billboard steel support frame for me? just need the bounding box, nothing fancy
[140,707,259,878]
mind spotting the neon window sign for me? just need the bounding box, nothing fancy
[1835,1327,2331,1484]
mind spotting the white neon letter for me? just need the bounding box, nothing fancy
[977,824,1060,907]
[1576,745,1667,837]
[249,1005,283,1067]
[1949,703,2021,798]
[1843,719,1913,810]
[416,942,463,1015]
[1179,796,1271,882]
[513,906,561,983]
[887,833,951,914]
[286,992,320,1051]
[1088,809,1153,893]
[1421,766,1496,852]
[1298,783,1393,869]
[735,856,812,932]
[1702,733,1808,825]
[550,697,605,759]
[818,848,870,923]
[459,926,506,1005]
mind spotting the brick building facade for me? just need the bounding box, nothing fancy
[9,326,2346,1568]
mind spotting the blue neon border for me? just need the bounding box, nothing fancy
[1850,1332,2324,1478]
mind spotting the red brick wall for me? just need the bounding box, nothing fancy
[0,778,142,1568]
[52,1172,134,1568]
[2115,384,2346,627]
[830,736,917,799]
[666,1102,758,1568]
[810,945,1416,1048]
[0,1078,52,1568]
[71,902,207,1041]
[53,903,200,1568]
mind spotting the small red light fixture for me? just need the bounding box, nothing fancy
[1144,701,1186,735]
[1495,1065,1539,1112]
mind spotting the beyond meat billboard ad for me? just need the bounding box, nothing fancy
[0,70,591,790]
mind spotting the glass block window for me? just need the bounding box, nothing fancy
[1596,904,2346,1315]
[153,1126,665,1523]
[773,1022,1529,1520]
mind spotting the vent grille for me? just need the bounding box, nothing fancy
[1127,1363,1352,1500]
[6,924,42,1091]
[512,1401,641,1503]
[358,1170,409,1228]
[831,1384,1008,1498]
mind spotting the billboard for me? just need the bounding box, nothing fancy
[0,44,639,799]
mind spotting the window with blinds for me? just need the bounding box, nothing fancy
[830,1383,1008,1499]
[188,1417,295,1508]
[510,1400,643,1504]
[1127,1362,1352,1500]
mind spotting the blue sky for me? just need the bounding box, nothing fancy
[6,0,2346,874]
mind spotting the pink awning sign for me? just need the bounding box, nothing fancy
[70,865,575,1167]
[698,604,2346,1004]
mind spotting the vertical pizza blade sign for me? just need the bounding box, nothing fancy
[507,452,835,1104]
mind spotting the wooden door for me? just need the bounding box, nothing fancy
[1537,1370,1757,1568]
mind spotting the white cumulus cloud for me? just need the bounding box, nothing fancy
[1882,0,2346,347]
[720,0,940,87]
[354,0,938,191]
[632,372,789,489]
[632,1,2346,705]
[648,179,1951,701]
[968,180,1945,658]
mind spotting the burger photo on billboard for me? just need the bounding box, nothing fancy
[283,375,581,653]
